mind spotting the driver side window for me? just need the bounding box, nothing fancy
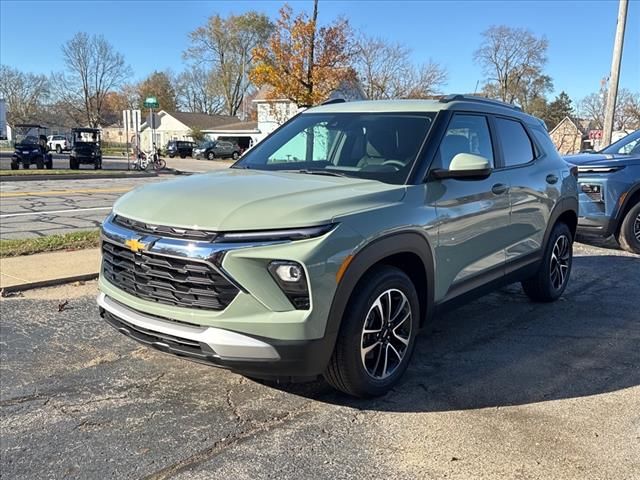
[436,114,494,170]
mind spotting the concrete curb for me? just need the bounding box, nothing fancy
[0,272,99,293]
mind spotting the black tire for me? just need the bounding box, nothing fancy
[69,157,79,170]
[180,154,186,159]
[10,161,18,170]
[324,266,419,397]
[156,158,166,170]
[46,159,53,169]
[36,156,44,169]
[56,145,62,154]
[169,154,175,158]
[23,163,30,169]
[617,202,640,255]
[522,222,573,302]
[232,151,239,160]
[207,151,215,160]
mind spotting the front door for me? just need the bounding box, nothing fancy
[426,113,512,302]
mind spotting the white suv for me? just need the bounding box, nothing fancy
[47,135,70,153]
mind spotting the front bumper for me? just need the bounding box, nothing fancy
[98,292,333,379]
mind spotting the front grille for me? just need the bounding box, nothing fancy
[101,241,239,310]
[113,215,218,242]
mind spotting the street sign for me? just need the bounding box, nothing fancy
[143,97,159,109]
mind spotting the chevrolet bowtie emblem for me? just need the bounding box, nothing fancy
[125,238,147,253]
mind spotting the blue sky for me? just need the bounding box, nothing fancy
[1,0,638,103]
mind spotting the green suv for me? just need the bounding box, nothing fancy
[98,95,578,397]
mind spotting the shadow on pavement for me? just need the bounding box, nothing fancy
[268,254,640,412]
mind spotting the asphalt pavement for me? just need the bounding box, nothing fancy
[0,156,233,239]
[1,241,638,479]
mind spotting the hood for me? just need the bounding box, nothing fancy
[113,169,406,231]
[563,152,640,167]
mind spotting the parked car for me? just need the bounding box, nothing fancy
[193,140,241,160]
[11,124,53,170]
[69,128,102,169]
[98,95,578,397]
[47,134,70,153]
[166,140,197,158]
[564,129,640,254]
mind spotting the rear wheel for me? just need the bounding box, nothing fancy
[56,145,62,154]
[617,202,640,254]
[10,161,18,170]
[232,151,239,160]
[156,158,166,170]
[324,266,419,397]
[36,156,44,169]
[23,162,30,169]
[180,154,186,159]
[46,157,53,169]
[522,222,573,302]
[69,157,79,170]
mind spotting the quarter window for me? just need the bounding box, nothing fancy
[436,114,494,169]
[495,118,535,167]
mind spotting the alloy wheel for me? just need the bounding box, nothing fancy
[634,212,640,242]
[360,289,412,380]
[549,234,571,290]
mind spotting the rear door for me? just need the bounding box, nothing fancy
[491,116,556,266]
[427,113,512,302]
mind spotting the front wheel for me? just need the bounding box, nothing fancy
[324,266,419,397]
[522,222,573,302]
[232,151,239,160]
[207,152,215,160]
[617,202,640,254]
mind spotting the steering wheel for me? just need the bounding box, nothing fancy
[381,160,406,170]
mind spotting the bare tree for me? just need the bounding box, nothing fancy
[0,65,50,124]
[474,26,549,105]
[353,35,447,99]
[52,33,132,127]
[175,67,226,114]
[579,88,639,130]
[184,12,272,116]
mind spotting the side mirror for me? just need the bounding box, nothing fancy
[430,153,492,180]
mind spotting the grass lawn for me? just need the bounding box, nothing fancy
[0,230,101,257]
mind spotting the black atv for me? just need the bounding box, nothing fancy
[69,128,102,169]
[11,124,53,170]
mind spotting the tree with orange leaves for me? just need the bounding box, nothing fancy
[250,0,354,108]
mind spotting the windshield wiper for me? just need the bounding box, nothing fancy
[296,168,348,178]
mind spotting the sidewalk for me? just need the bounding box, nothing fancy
[0,248,100,291]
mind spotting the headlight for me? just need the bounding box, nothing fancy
[580,183,603,203]
[91,152,96,156]
[218,224,334,243]
[268,261,309,310]
[31,149,39,154]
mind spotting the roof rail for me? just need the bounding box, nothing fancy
[439,94,522,112]
[321,98,346,106]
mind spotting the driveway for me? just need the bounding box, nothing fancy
[0,241,638,479]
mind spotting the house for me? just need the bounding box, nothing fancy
[253,80,367,138]
[138,111,240,150]
[549,116,592,154]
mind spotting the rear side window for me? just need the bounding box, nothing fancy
[495,118,535,167]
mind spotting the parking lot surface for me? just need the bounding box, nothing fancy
[1,241,639,479]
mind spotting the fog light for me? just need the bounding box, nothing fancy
[268,261,310,310]
[275,264,303,282]
[580,183,603,202]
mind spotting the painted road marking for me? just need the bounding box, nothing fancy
[0,187,131,198]
[0,206,112,218]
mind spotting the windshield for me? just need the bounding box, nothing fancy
[15,127,42,145]
[73,131,100,144]
[600,130,640,155]
[233,112,435,185]
[199,141,215,148]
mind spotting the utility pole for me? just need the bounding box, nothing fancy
[602,0,628,146]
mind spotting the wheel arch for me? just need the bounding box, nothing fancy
[327,232,436,339]
[614,183,640,236]
[543,197,578,246]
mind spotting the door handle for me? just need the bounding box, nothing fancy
[546,174,558,184]
[491,183,508,195]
